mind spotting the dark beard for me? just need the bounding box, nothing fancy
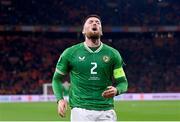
[86,32,100,40]
[87,35,100,40]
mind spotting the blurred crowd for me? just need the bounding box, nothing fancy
[0,0,179,26]
[0,34,179,94]
[0,35,77,94]
[112,35,179,93]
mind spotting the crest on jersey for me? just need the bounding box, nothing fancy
[103,56,110,63]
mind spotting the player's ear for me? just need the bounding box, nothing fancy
[82,26,85,35]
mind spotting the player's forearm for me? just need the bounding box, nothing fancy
[115,76,128,95]
[52,72,64,101]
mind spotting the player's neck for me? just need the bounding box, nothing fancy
[85,37,101,47]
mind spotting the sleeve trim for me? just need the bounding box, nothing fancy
[55,68,66,75]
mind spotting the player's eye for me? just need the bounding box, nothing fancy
[96,21,100,24]
[88,20,93,24]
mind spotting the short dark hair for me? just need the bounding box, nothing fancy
[83,14,101,25]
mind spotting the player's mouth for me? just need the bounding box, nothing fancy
[92,27,97,31]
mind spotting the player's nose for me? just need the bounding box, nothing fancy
[92,21,97,25]
[92,23,97,27]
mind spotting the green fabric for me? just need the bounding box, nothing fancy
[115,76,128,95]
[52,72,64,101]
[89,46,99,51]
[53,42,128,110]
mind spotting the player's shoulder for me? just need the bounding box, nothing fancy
[103,43,120,54]
[62,42,83,55]
[103,43,124,63]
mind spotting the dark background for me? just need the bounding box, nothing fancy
[0,0,179,94]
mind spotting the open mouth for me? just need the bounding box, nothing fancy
[92,28,97,31]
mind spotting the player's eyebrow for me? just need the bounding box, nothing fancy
[88,20,93,23]
[96,20,100,24]
[88,19,100,24]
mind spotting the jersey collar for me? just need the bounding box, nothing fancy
[83,42,103,53]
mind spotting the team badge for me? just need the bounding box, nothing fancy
[103,56,110,63]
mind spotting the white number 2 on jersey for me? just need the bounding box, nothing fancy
[91,62,97,74]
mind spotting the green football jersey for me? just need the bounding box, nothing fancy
[55,42,124,110]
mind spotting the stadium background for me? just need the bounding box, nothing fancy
[0,0,180,121]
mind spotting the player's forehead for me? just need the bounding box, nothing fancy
[84,17,102,27]
[85,17,101,23]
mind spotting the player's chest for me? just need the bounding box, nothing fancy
[70,52,112,72]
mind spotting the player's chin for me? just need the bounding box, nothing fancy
[87,32,101,39]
